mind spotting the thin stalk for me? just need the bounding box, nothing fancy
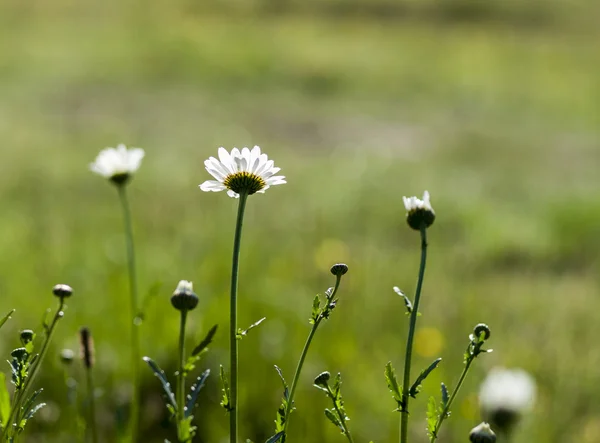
[176,310,188,442]
[430,350,474,442]
[2,299,65,440]
[328,386,355,443]
[400,225,428,443]
[117,185,141,442]
[86,367,99,443]
[229,191,249,443]
[282,277,342,437]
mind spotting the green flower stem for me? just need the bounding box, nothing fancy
[117,185,141,443]
[430,347,474,443]
[86,365,99,443]
[327,386,355,443]
[400,224,428,443]
[229,191,249,443]
[282,276,342,437]
[176,309,188,442]
[2,298,65,441]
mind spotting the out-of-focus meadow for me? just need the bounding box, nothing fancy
[1,0,599,441]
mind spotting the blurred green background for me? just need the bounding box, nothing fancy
[0,0,599,442]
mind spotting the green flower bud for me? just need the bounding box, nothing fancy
[330,263,349,277]
[469,422,496,443]
[53,284,73,299]
[20,329,35,345]
[314,371,331,389]
[473,323,491,341]
[171,280,199,311]
[11,347,28,361]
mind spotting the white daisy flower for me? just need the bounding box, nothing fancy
[90,144,145,185]
[402,190,435,230]
[199,146,286,198]
[479,367,536,433]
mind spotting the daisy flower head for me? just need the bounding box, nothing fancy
[402,190,435,230]
[478,367,536,434]
[90,144,145,186]
[199,146,286,198]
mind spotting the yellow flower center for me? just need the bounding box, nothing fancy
[223,172,266,195]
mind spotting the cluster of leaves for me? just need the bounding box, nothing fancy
[310,287,338,325]
[385,358,442,414]
[313,372,352,438]
[144,324,216,442]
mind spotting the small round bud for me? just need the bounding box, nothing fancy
[330,263,349,277]
[20,329,35,345]
[473,323,491,341]
[403,191,435,230]
[314,371,331,388]
[469,422,496,443]
[60,349,75,365]
[171,280,199,311]
[11,347,28,361]
[53,284,73,299]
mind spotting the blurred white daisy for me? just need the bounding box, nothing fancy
[199,146,286,198]
[479,367,536,434]
[402,190,435,230]
[90,144,145,185]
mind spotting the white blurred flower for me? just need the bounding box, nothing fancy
[402,190,435,230]
[199,146,286,198]
[90,144,145,185]
[479,367,536,416]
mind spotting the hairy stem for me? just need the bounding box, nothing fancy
[176,310,188,442]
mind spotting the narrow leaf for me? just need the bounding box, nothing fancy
[409,358,442,398]
[265,432,285,443]
[25,403,46,420]
[393,287,413,314]
[384,362,403,407]
[324,409,343,431]
[426,396,438,438]
[0,373,10,425]
[220,366,232,412]
[441,383,449,410]
[0,310,15,331]
[310,294,321,324]
[192,324,218,357]
[20,389,43,421]
[142,357,176,409]
[185,369,210,418]
[237,318,266,339]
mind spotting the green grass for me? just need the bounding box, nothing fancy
[0,2,599,442]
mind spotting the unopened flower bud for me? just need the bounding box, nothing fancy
[171,280,199,311]
[53,284,73,299]
[11,347,28,361]
[330,263,349,277]
[469,422,496,443]
[60,349,75,365]
[314,371,331,389]
[20,329,35,346]
[473,323,491,341]
[79,327,95,369]
[403,191,435,230]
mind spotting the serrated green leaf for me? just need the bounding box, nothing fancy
[265,432,285,443]
[24,403,45,420]
[220,366,232,412]
[274,366,290,432]
[426,396,438,438]
[185,369,210,418]
[324,409,343,431]
[177,415,194,441]
[0,373,10,425]
[143,357,176,409]
[384,362,403,409]
[332,373,342,398]
[192,324,218,356]
[0,310,15,331]
[409,358,442,398]
[21,389,43,422]
[310,294,321,324]
[393,287,413,314]
[237,318,266,339]
[441,383,449,410]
